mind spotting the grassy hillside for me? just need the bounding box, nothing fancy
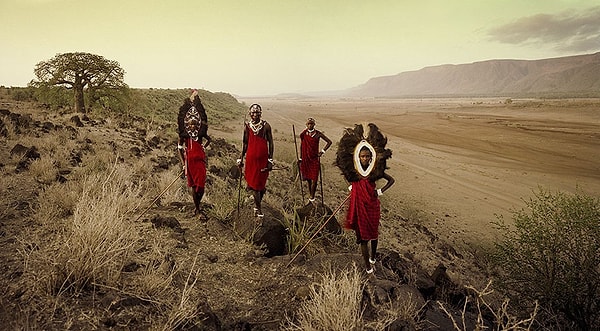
[127,88,246,124]
[3,89,593,329]
[0,86,247,126]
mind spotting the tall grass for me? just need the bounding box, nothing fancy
[49,161,142,294]
[203,155,240,220]
[284,264,365,331]
[205,174,239,220]
[145,167,187,206]
[32,181,79,226]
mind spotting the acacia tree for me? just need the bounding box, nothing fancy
[32,52,127,113]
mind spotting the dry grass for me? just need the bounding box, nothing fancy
[32,181,79,226]
[205,174,239,221]
[158,249,204,331]
[150,167,188,206]
[437,281,538,331]
[28,156,58,184]
[44,161,143,294]
[133,239,177,299]
[366,291,425,331]
[284,264,365,331]
[0,175,22,220]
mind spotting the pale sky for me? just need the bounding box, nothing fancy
[1,0,599,96]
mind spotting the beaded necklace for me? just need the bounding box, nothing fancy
[249,120,264,135]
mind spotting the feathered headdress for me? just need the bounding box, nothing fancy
[335,123,392,182]
[178,89,208,140]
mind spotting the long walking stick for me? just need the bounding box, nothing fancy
[319,163,325,206]
[286,194,351,267]
[292,125,304,201]
[236,113,248,219]
[236,168,243,219]
[134,170,184,222]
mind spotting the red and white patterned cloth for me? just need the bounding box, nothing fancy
[300,129,321,181]
[344,178,381,240]
[185,138,207,192]
[244,122,270,191]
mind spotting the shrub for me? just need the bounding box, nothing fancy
[438,281,538,331]
[492,188,600,330]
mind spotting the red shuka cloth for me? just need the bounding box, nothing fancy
[245,123,269,191]
[300,129,321,181]
[344,178,380,240]
[185,138,207,192]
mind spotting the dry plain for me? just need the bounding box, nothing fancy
[241,97,600,248]
[2,94,599,328]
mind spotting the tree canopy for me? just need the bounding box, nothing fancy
[31,52,128,113]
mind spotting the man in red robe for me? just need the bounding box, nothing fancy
[345,145,394,275]
[178,93,211,217]
[237,104,274,218]
[299,117,332,204]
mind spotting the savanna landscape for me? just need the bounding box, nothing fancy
[1,84,599,331]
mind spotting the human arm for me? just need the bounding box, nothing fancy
[203,134,212,149]
[376,172,395,196]
[177,137,186,174]
[297,130,304,164]
[265,122,274,171]
[318,131,333,157]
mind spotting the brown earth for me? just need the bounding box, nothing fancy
[242,97,600,248]
[2,95,599,329]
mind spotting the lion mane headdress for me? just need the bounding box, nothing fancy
[335,123,392,182]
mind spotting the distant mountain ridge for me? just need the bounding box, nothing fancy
[347,52,600,97]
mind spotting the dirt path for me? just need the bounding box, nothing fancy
[238,97,600,246]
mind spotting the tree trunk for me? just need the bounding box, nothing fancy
[74,76,86,113]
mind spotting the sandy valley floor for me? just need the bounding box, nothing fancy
[240,97,600,247]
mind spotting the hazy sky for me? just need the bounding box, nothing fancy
[1,0,599,96]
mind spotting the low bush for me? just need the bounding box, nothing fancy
[492,188,600,330]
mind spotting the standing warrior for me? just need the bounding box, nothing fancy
[237,104,274,218]
[178,90,211,217]
[335,123,395,276]
[298,117,332,204]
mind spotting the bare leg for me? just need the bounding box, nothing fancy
[360,241,371,272]
[309,180,318,200]
[192,187,204,215]
[252,190,263,216]
[371,239,378,262]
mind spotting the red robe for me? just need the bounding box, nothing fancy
[185,138,207,192]
[344,178,380,240]
[245,122,269,191]
[300,129,321,181]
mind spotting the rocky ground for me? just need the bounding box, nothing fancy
[0,96,512,330]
